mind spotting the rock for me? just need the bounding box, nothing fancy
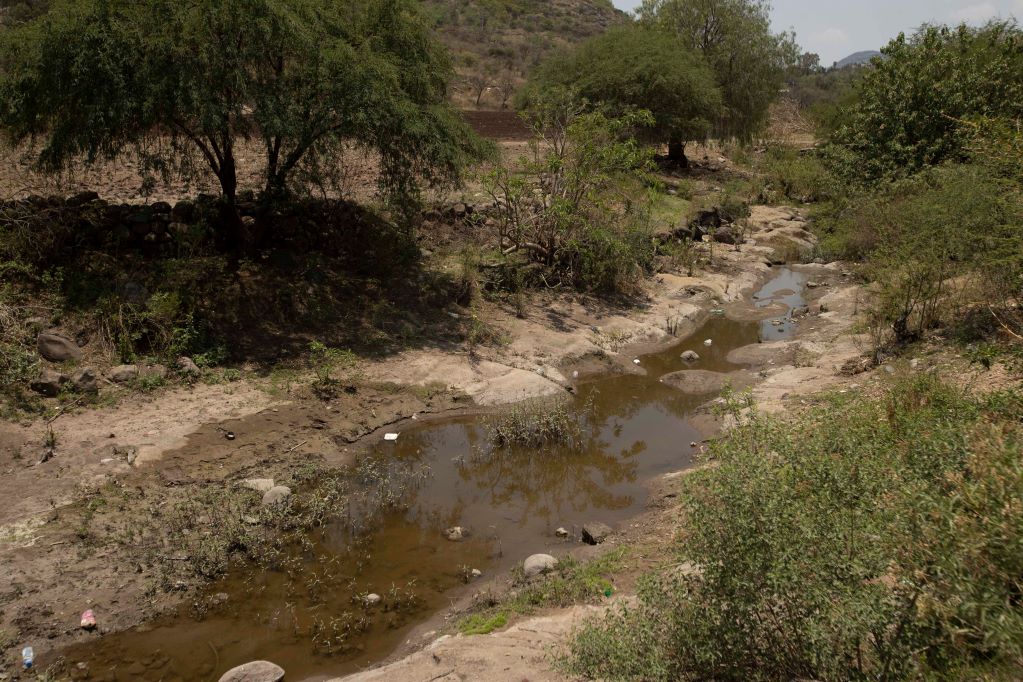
[171,200,196,222]
[177,356,201,376]
[240,479,276,494]
[555,527,570,538]
[680,350,700,362]
[661,370,753,395]
[31,369,67,397]
[107,365,139,383]
[791,305,811,319]
[582,522,613,545]
[113,445,138,465]
[713,226,745,245]
[70,367,99,394]
[141,364,168,380]
[66,190,100,206]
[523,553,558,578]
[910,358,921,370]
[37,332,82,362]
[452,202,468,217]
[120,281,149,305]
[363,593,382,606]
[444,526,468,542]
[149,201,172,214]
[806,281,821,289]
[261,486,292,507]
[471,569,483,579]
[218,661,285,682]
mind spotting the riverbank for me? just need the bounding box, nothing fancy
[0,204,843,677]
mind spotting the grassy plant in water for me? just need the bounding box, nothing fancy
[484,397,588,449]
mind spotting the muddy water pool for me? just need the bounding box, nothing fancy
[57,269,806,681]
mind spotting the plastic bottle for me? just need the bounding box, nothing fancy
[22,645,34,669]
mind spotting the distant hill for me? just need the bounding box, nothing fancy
[834,50,883,69]
[422,0,628,107]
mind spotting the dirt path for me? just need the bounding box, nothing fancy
[0,204,861,673]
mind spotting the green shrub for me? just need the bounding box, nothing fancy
[815,164,1022,350]
[755,145,841,204]
[568,379,1023,681]
[482,105,658,296]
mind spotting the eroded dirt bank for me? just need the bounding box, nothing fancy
[0,205,861,678]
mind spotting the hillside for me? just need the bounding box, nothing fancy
[834,50,882,69]
[422,0,628,107]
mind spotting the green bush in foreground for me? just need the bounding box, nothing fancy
[568,378,1023,681]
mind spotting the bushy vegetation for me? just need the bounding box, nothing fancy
[569,379,1023,680]
[638,0,797,141]
[832,22,1023,184]
[520,24,722,164]
[0,0,492,250]
[482,103,658,295]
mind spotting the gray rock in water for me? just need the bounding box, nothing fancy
[523,553,558,578]
[240,479,276,494]
[107,365,139,383]
[680,350,700,362]
[582,522,613,545]
[218,661,285,682]
[31,368,67,397]
[71,367,99,394]
[37,332,82,362]
[177,356,201,376]
[444,526,469,542]
[261,486,292,507]
[555,527,570,538]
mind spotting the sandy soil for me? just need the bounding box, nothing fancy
[0,201,862,673]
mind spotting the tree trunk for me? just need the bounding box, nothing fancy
[216,153,246,256]
[667,140,689,168]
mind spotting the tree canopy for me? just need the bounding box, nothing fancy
[0,0,492,249]
[519,24,722,164]
[831,22,1023,183]
[639,0,797,141]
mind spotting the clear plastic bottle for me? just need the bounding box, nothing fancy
[22,645,34,669]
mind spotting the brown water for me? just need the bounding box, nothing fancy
[58,269,806,682]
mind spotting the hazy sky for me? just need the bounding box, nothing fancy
[611,0,1023,65]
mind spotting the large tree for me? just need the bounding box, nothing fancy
[0,0,492,250]
[832,22,1023,183]
[520,24,722,165]
[639,0,797,141]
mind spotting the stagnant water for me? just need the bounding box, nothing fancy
[57,269,806,681]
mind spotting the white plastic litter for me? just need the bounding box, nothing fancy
[384,433,399,442]
[633,359,641,365]
[704,339,713,346]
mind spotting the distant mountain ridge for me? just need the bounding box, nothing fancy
[834,50,883,69]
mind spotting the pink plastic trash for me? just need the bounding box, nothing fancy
[80,609,97,630]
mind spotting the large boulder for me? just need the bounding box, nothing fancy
[107,365,139,383]
[582,522,613,546]
[31,369,67,397]
[70,367,99,394]
[523,554,558,578]
[37,332,82,362]
[218,661,285,682]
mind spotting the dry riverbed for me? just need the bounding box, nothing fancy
[0,205,868,679]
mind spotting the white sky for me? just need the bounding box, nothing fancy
[611,0,1023,65]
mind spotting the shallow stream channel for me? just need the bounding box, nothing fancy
[59,268,807,681]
